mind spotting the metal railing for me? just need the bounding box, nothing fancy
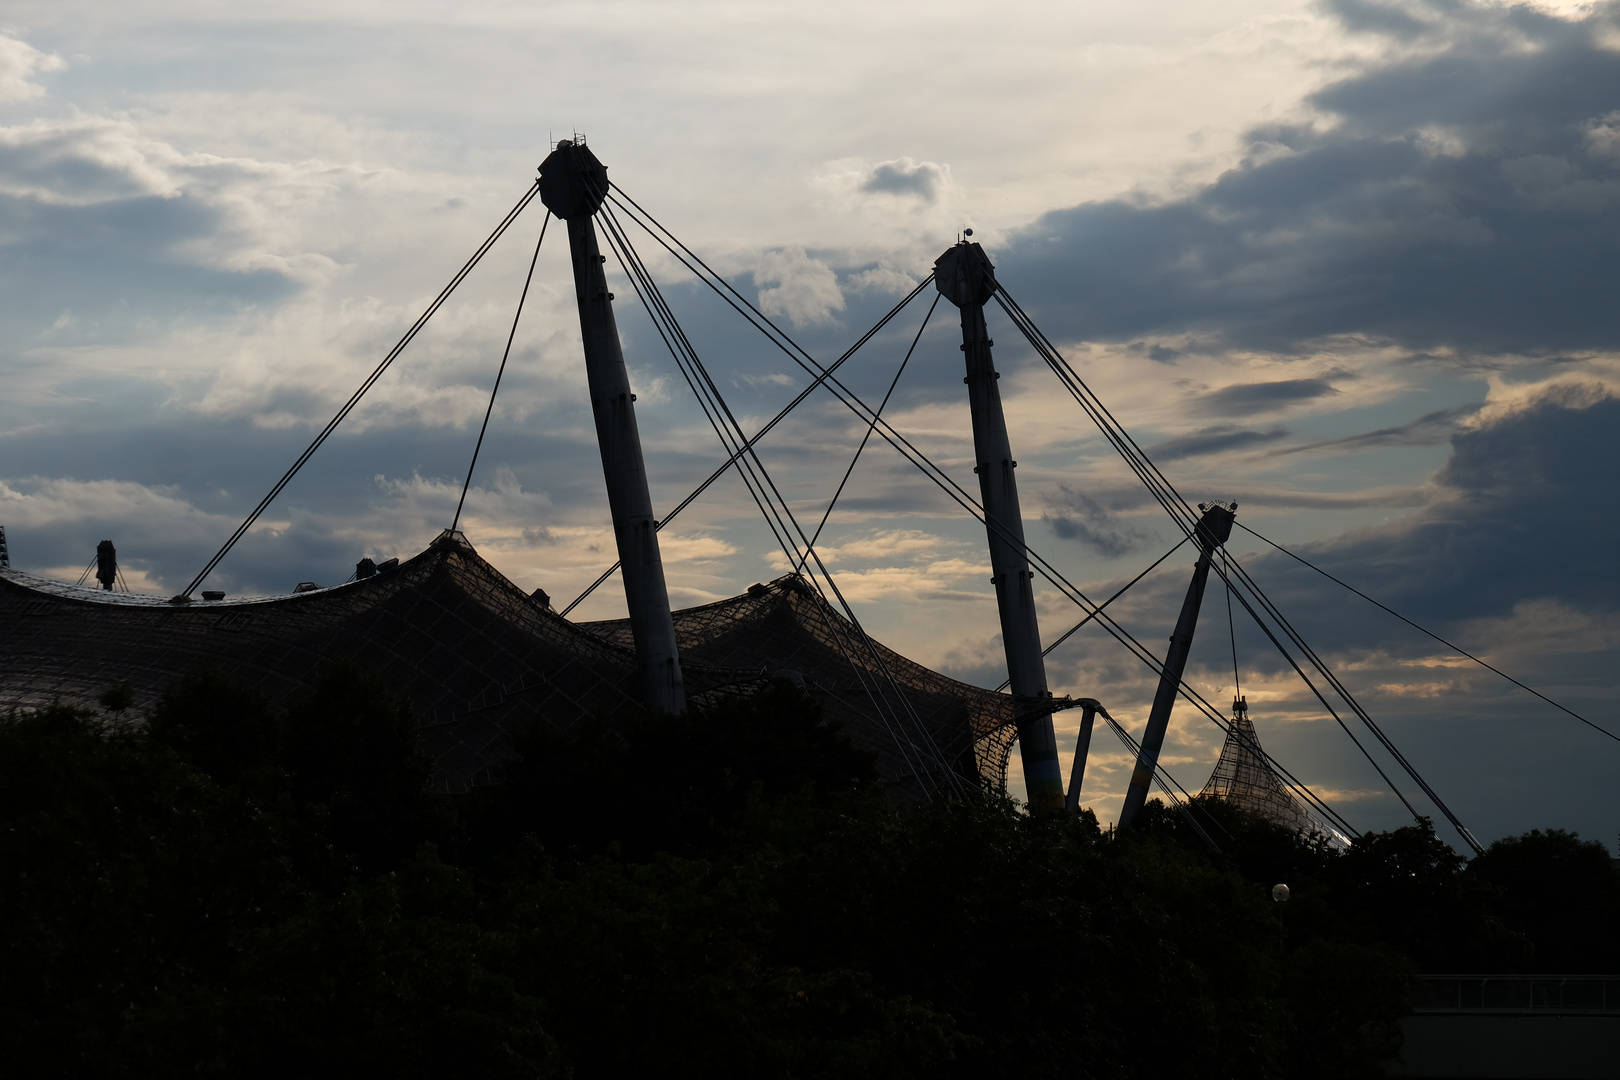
[1414,976,1620,1014]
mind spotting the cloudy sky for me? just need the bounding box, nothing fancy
[3,0,1617,848]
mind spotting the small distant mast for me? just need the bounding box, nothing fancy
[95,541,117,591]
[1118,501,1236,829]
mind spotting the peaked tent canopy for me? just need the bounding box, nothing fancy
[1199,713,1347,844]
[0,531,1015,797]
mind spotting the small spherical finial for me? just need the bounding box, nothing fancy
[963,228,973,237]
[1271,884,1290,903]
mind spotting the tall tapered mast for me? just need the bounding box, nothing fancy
[1117,502,1235,827]
[934,240,1063,813]
[539,139,685,713]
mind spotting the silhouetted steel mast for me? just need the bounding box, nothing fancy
[1118,502,1235,828]
[539,139,685,713]
[95,541,117,591]
[934,240,1063,813]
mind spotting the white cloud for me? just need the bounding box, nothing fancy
[0,475,212,529]
[0,34,63,105]
[1586,111,1620,159]
[772,557,989,603]
[754,245,845,327]
[0,4,1615,836]
[813,528,952,564]
[846,265,919,296]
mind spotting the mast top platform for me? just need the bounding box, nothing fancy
[539,139,609,221]
[1193,501,1237,552]
[933,241,997,308]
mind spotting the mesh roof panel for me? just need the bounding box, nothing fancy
[1199,713,1340,839]
[2,539,1017,796]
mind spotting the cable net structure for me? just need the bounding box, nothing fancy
[1199,713,1314,833]
[1199,704,1348,845]
[0,533,1013,798]
[580,574,1020,794]
[9,145,1584,846]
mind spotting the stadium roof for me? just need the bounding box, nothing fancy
[1,530,1017,796]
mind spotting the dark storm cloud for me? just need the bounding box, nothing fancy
[1192,378,1339,415]
[1146,423,1291,461]
[996,0,1620,355]
[0,192,296,328]
[1210,388,1620,842]
[1275,404,1478,456]
[1247,387,1620,640]
[859,158,944,201]
[0,121,300,332]
[1228,487,1427,511]
[1124,341,1182,363]
[0,417,605,597]
[1043,484,1155,558]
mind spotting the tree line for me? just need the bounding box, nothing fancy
[3,660,1615,1078]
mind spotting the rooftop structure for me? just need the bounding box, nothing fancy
[1200,696,1348,844]
[0,529,1013,797]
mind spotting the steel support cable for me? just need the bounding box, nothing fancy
[597,204,828,607]
[1097,711,1222,853]
[609,187,1037,562]
[992,293,1188,523]
[1211,543,1462,841]
[1217,549,1423,790]
[607,187,826,369]
[1221,578,1334,839]
[595,204,955,796]
[989,285,1442,840]
[1021,313,1453,837]
[992,294,1218,639]
[815,421,1359,833]
[596,205,800,567]
[775,400,1358,833]
[1209,550,1423,823]
[1211,548,1482,852]
[605,188,1007,528]
[1211,545,1454,815]
[600,199,824,578]
[1214,577,1347,839]
[598,206,924,782]
[1227,577,1242,705]
[606,189,969,465]
[180,181,542,599]
[796,293,942,574]
[1084,581,1362,837]
[601,185,1355,827]
[1235,520,1620,745]
[601,205,958,797]
[596,200,930,777]
[1098,706,1234,838]
[913,432,1356,830]
[607,197,1190,575]
[994,535,1190,693]
[993,287,1202,536]
[452,211,552,533]
[556,274,935,617]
